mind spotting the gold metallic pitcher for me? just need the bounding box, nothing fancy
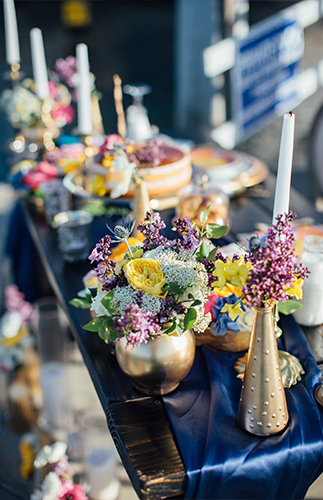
[237,304,289,436]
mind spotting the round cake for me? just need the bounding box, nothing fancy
[88,137,192,199]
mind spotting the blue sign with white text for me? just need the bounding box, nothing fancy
[232,14,303,141]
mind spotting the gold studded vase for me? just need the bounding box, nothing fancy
[236,303,289,436]
[115,329,196,395]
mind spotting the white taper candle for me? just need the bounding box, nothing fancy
[76,43,93,135]
[3,0,20,65]
[272,112,295,223]
[30,28,49,100]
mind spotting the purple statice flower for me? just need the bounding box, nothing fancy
[114,304,161,348]
[157,296,186,324]
[137,210,168,251]
[210,294,243,336]
[243,212,309,308]
[88,235,112,264]
[94,260,116,285]
[173,216,200,253]
[126,139,166,168]
[103,268,128,292]
[200,258,217,287]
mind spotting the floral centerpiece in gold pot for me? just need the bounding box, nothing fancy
[71,208,228,395]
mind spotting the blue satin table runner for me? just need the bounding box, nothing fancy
[163,314,323,499]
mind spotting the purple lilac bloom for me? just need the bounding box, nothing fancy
[157,296,186,324]
[54,456,75,479]
[173,217,200,253]
[137,210,168,251]
[210,294,243,336]
[53,56,77,88]
[126,139,166,168]
[243,212,309,308]
[200,258,217,287]
[88,235,112,264]
[114,304,161,348]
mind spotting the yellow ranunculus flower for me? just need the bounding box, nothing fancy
[212,256,252,290]
[221,301,244,321]
[225,256,252,289]
[286,277,304,300]
[124,258,166,296]
[212,260,228,289]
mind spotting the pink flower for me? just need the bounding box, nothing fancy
[204,293,218,320]
[99,134,124,154]
[51,104,74,125]
[4,284,33,323]
[59,481,88,500]
[49,81,60,100]
[23,161,58,190]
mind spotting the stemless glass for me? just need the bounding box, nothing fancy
[32,297,72,431]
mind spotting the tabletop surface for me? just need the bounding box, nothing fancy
[19,173,323,500]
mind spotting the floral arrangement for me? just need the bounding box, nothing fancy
[51,55,99,102]
[0,77,74,129]
[10,160,60,193]
[29,441,88,500]
[91,134,166,198]
[207,212,308,333]
[0,285,34,373]
[71,208,228,348]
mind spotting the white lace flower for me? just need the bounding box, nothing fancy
[236,308,255,332]
[90,289,109,317]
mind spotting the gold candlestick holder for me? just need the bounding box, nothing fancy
[10,62,21,83]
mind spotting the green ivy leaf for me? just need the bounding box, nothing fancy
[206,223,229,239]
[101,291,115,315]
[98,321,110,342]
[208,247,219,261]
[190,299,202,307]
[184,307,197,331]
[164,319,177,334]
[162,282,184,296]
[200,205,210,226]
[199,239,211,260]
[278,300,303,315]
[82,317,105,332]
[69,298,92,309]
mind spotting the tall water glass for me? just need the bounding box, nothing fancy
[32,297,72,431]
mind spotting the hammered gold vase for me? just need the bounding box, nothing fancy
[115,329,196,395]
[236,304,289,436]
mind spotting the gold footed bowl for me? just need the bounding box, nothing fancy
[115,329,196,395]
[195,328,251,352]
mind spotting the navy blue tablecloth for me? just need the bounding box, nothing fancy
[163,314,323,500]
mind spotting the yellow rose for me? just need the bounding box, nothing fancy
[124,258,166,296]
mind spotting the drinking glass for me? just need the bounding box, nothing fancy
[32,296,72,431]
[54,210,93,263]
[82,410,120,500]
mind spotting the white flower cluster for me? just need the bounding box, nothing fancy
[156,250,199,290]
[112,285,161,315]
